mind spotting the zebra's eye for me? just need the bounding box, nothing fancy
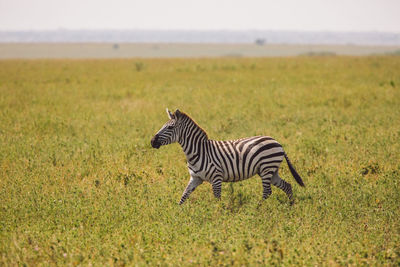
[167,125,174,129]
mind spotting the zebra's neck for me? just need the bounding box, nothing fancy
[178,115,208,160]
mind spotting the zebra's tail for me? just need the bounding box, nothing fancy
[284,152,305,187]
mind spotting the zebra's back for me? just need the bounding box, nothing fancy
[210,136,285,182]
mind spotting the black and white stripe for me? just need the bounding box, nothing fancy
[151,109,305,205]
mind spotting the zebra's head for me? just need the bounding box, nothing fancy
[151,108,182,149]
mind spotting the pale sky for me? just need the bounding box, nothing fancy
[0,0,399,32]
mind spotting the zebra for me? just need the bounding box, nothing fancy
[151,109,305,205]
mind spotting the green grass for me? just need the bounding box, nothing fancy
[0,57,399,266]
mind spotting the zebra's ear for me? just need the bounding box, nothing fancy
[166,108,175,119]
[175,109,182,118]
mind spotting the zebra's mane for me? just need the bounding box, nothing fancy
[178,111,209,140]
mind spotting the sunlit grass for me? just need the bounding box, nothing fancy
[0,56,399,265]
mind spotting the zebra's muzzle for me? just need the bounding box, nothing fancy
[151,136,161,149]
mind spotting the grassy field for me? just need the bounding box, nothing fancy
[0,56,399,266]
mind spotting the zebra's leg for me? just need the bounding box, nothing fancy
[211,176,223,199]
[259,169,276,199]
[271,171,293,203]
[179,177,203,205]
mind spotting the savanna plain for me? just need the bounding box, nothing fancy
[0,56,399,266]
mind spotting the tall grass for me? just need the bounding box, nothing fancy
[0,57,399,265]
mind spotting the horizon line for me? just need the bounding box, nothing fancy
[1,28,400,34]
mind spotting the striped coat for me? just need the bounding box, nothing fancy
[151,109,304,205]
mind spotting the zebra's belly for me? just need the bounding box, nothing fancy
[221,169,258,182]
